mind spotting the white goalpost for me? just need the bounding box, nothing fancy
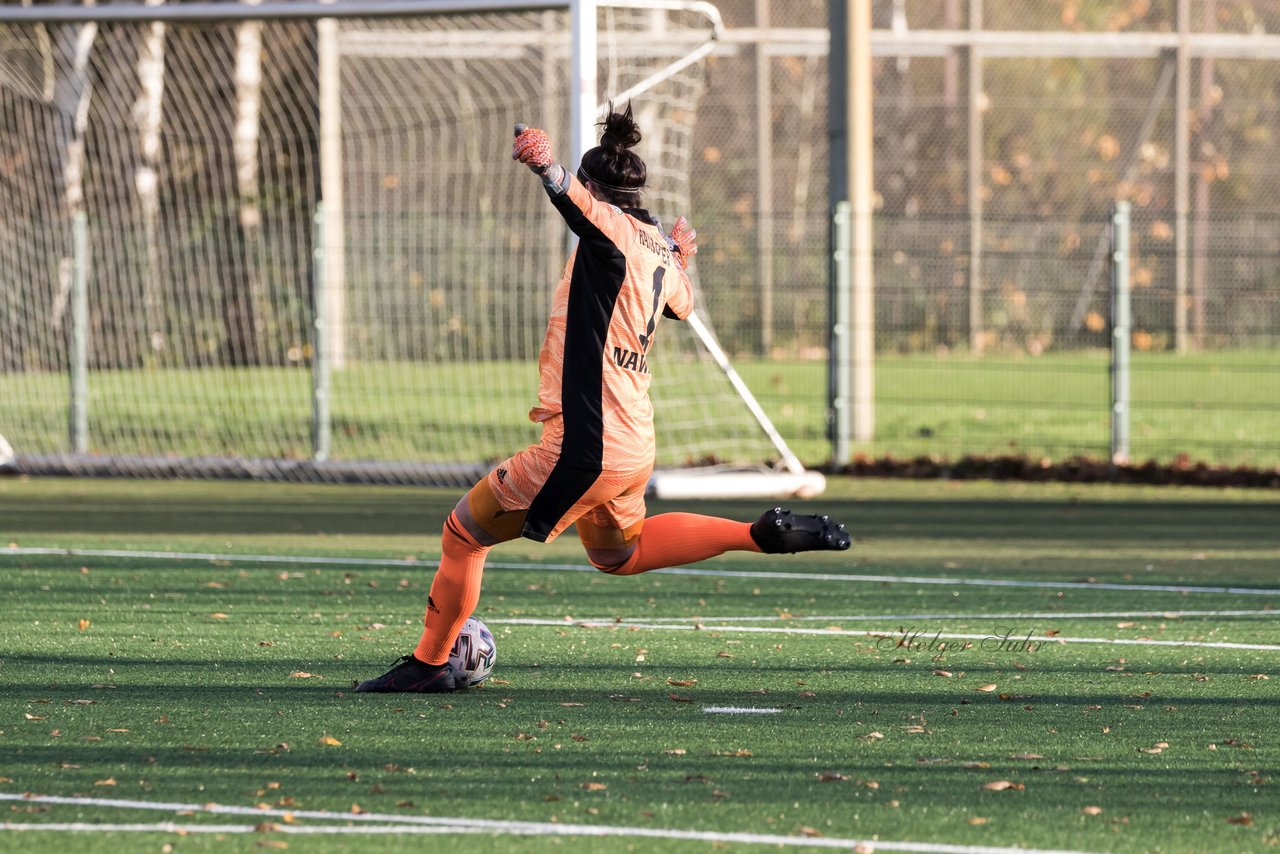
[0,0,822,498]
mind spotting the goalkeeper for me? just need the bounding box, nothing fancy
[357,103,851,693]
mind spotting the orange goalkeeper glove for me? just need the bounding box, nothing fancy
[668,216,698,269]
[512,124,554,173]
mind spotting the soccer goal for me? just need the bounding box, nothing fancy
[0,0,823,498]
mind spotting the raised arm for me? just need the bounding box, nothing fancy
[662,215,697,320]
[512,122,630,251]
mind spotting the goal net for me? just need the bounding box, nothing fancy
[0,1,820,495]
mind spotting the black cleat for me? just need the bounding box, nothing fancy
[750,507,852,554]
[355,655,458,693]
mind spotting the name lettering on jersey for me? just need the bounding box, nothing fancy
[636,229,674,266]
[612,346,650,374]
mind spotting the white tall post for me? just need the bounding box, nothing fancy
[1174,0,1190,353]
[570,0,597,171]
[755,0,774,356]
[318,11,346,369]
[968,0,984,354]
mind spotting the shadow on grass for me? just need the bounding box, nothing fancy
[3,479,1278,551]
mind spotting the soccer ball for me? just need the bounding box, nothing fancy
[448,617,496,687]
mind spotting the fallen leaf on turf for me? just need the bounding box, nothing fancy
[23,713,45,721]
[903,725,927,734]
[982,780,1025,791]
[319,736,342,746]
[1081,806,1103,815]
[1044,629,1061,637]
[932,670,953,677]
[796,826,824,837]
[863,732,885,741]
[968,816,990,825]
[716,651,733,658]
[977,684,998,692]
[962,761,991,770]
[1155,741,1169,748]
[94,777,117,786]
[1116,622,1136,629]
[581,782,607,791]
[106,728,129,733]
[667,678,697,687]
[289,672,321,679]
[559,702,584,707]
[816,772,848,782]
[1227,813,1253,826]
[663,748,687,755]
[1139,747,1163,754]
[1246,674,1268,680]
[1009,753,1046,760]
[69,699,95,705]
[668,694,691,703]
[78,619,91,631]
[210,613,229,620]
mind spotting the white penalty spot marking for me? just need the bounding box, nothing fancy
[702,706,783,714]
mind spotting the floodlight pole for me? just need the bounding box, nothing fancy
[828,0,875,465]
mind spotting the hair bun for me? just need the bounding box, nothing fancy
[599,102,642,151]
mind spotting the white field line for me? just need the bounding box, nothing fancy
[549,609,1277,622]
[0,793,1097,853]
[492,618,1280,651]
[0,822,486,835]
[8,547,1280,597]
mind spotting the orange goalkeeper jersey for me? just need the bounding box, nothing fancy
[528,176,695,473]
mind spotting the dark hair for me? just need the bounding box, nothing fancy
[577,102,646,206]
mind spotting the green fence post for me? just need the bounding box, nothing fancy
[1110,200,1131,467]
[69,211,89,454]
[312,203,331,463]
[830,201,852,466]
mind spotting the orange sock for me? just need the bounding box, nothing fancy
[600,512,760,576]
[414,512,490,665]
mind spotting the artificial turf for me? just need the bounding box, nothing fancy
[1,476,1276,852]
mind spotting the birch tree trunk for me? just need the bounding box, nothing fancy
[50,11,98,335]
[134,0,167,358]
[224,0,263,365]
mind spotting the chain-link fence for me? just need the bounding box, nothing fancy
[2,1,1278,475]
[689,0,1280,467]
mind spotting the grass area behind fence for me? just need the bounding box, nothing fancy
[3,350,1278,469]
